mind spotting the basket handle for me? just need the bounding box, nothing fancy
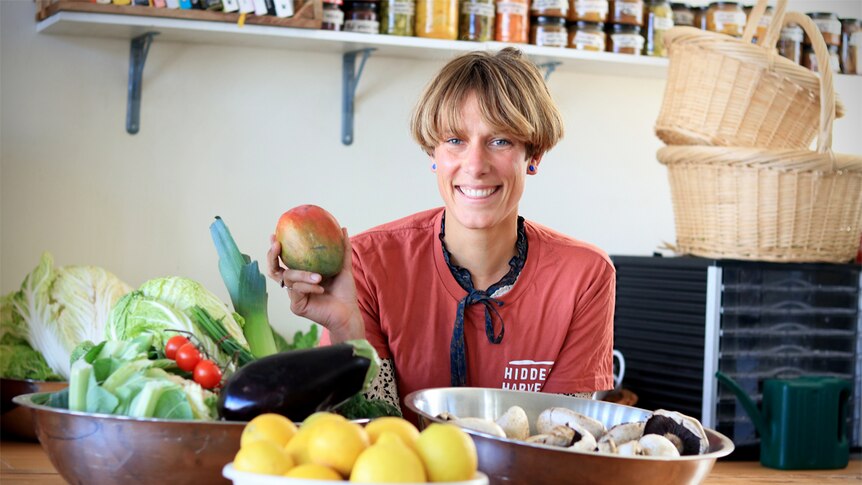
[742,0,787,46]
[782,11,836,154]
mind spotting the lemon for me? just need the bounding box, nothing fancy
[286,413,349,466]
[241,413,299,448]
[415,423,478,482]
[350,432,427,483]
[303,411,347,427]
[307,419,370,476]
[234,439,293,476]
[365,417,421,452]
[284,463,343,480]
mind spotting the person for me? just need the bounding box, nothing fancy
[268,47,615,415]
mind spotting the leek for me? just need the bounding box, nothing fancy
[210,216,277,358]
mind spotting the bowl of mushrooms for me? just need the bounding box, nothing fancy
[404,387,733,485]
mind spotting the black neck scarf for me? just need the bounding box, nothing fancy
[440,212,528,387]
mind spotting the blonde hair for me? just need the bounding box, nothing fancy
[410,48,564,160]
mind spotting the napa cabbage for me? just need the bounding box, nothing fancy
[6,253,132,380]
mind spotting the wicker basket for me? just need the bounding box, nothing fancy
[655,0,844,149]
[658,12,862,263]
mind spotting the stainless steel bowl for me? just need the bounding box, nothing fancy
[1,378,68,441]
[404,387,734,485]
[13,392,246,485]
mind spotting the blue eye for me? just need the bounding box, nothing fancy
[491,139,512,147]
[446,138,462,145]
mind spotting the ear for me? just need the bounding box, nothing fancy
[527,153,544,175]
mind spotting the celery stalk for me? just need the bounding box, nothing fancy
[210,217,277,358]
[68,359,93,412]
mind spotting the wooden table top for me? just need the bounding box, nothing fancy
[2,440,860,484]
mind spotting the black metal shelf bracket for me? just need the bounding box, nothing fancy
[341,48,376,146]
[127,31,159,135]
[537,61,562,81]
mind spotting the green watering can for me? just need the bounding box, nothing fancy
[715,371,852,470]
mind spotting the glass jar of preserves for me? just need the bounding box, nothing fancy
[692,5,707,29]
[644,0,673,57]
[805,12,841,47]
[460,0,495,41]
[532,0,568,18]
[743,5,771,43]
[802,45,841,73]
[321,0,345,31]
[609,0,643,26]
[496,0,529,42]
[706,1,745,37]
[568,20,606,50]
[416,0,458,39]
[344,2,380,33]
[670,2,692,27]
[777,22,803,65]
[840,18,861,75]
[569,0,608,22]
[608,23,644,54]
[381,0,416,35]
[531,15,568,46]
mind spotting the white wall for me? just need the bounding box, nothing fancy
[2,0,861,336]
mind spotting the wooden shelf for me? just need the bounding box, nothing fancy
[36,5,671,79]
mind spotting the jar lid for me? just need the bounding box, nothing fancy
[669,2,690,8]
[611,23,641,33]
[840,18,860,26]
[807,12,838,20]
[708,1,739,6]
[323,0,344,5]
[345,0,379,6]
[576,20,605,28]
[535,15,567,25]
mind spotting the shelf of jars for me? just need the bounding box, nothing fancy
[35,1,671,79]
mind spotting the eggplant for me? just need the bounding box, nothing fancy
[217,340,380,422]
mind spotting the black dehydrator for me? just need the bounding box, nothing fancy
[611,255,861,459]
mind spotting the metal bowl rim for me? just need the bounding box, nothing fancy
[12,392,248,426]
[404,387,735,462]
[1,377,68,385]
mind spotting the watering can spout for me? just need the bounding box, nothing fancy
[715,371,767,439]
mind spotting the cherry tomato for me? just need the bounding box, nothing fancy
[175,342,202,372]
[164,335,190,360]
[193,359,223,389]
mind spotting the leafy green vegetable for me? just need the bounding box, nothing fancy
[190,306,255,366]
[68,337,217,420]
[105,277,249,366]
[0,335,62,381]
[210,216,277,358]
[273,325,320,353]
[335,393,402,420]
[70,340,96,366]
[7,253,132,380]
[0,292,28,343]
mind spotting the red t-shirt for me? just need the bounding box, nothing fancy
[329,208,614,405]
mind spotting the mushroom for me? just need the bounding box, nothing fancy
[638,434,681,457]
[616,440,642,456]
[536,407,606,440]
[495,406,530,441]
[526,425,576,447]
[435,412,458,422]
[642,409,709,456]
[454,417,507,438]
[596,421,645,454]
[567,422,598,453]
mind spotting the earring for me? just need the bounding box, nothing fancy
[432,163,437,171]
[528,164,536,173]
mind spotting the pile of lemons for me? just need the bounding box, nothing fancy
[233,412,479,482]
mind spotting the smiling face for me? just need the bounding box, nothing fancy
[432,93,539,235]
